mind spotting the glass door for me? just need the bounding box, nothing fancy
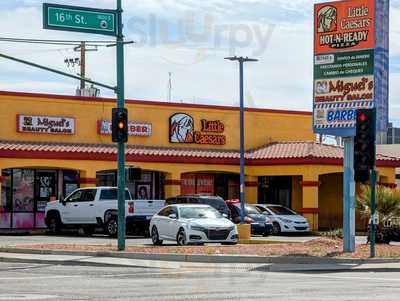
[35,171,57,213]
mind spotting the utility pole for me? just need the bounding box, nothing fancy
[79,41,85,89]
[73,42,98,90]
[168,72,172,101]
[224,56,258,224]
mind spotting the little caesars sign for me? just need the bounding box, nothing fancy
[313,0,389,136]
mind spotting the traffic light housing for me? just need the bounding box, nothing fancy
[354,108,376,183]
[112,108,128,143]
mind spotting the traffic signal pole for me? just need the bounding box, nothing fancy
[343,137,356,252]
[116,0,126,251]
[370,169,377,257]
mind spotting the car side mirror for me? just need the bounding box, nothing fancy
[168,214,177,219]
[60,198,66,206]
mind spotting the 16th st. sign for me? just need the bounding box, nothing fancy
[43,3,117,36]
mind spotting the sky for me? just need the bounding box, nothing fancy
[0,0,400,124]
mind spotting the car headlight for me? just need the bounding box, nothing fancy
[190,225,206,231]
[278,217,293,223]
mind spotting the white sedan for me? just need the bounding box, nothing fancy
[255,204,310,234]
[150,204,238,246]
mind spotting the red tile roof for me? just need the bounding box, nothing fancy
[247,141,396,161]
[0,140,399,166]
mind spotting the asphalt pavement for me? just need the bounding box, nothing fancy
[0,261,400,300]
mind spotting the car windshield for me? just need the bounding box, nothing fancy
[179,206,222,219]
[245,205,261,215]
[267,205,296,215]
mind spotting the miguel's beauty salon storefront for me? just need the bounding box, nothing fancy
[0,91,399,231]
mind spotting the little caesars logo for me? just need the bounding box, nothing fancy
[318,4,371,50]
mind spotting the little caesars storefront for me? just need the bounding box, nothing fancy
[0,91,398,231]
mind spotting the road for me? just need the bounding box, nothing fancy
[0,262,399,300]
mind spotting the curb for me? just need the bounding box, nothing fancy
[0,256,150,268]
[1,247,400,265]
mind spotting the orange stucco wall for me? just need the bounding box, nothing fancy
[0,92,313,150]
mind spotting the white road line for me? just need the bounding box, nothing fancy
[284,272,400,282]
[101,270,206,277]
[0,275,79,280]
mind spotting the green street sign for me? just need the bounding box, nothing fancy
[43,3,117,36]
[314,49,374,79]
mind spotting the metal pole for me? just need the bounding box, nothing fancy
[116,0,126,251]
[80,41,86,90]
[239,59,245,224]
[343,137,356,252]
[370,169,377,258]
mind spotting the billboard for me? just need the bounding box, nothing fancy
[313,0,388,137]
[315,0,375,54]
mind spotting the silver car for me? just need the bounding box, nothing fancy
[150,204,238,246]
[255,204,310,234]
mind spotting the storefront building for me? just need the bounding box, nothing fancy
[0,91,398,231]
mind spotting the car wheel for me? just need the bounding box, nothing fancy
[83,226,95,236]
[105,217,118,237]
[47,215,62,235]
[272,222,281,235]
[151,226,163,246]
[176,228,187,246]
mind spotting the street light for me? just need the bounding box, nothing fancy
[224,56,258,224]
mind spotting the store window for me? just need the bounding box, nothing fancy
[13,169,34,212]
[96,170,165,200]
[63,170,79,197]
[258,176,292,208]
[1,170,11,212]
[97,170,116,187]
[0,170,12,228]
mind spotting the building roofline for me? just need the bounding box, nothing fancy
[0,90,312,116]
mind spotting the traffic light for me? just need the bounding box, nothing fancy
[354,108,376,183]
[112,108,128,143]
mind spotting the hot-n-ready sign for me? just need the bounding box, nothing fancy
[313,0,388,137]
[17,115,75,135]
[315,0,375,54]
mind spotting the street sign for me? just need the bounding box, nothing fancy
[43,3,117,36]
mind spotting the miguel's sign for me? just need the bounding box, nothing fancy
[169,113,226,145]
[314,76,374,103]
[315,0,375,54]
[17,114,75,134]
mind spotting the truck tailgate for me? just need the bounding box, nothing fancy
[132,200,165,217]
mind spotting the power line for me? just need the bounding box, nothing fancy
[0,37,118,47]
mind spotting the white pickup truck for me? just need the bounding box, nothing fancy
[44,187,165,237]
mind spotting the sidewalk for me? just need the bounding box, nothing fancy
[1,247,400,272]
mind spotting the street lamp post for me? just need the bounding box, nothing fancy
[225,56,258,224]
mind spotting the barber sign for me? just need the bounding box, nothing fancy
[98,120,152,137]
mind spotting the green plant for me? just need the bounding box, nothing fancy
[320,228,343,239]
[357,185,400,225]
